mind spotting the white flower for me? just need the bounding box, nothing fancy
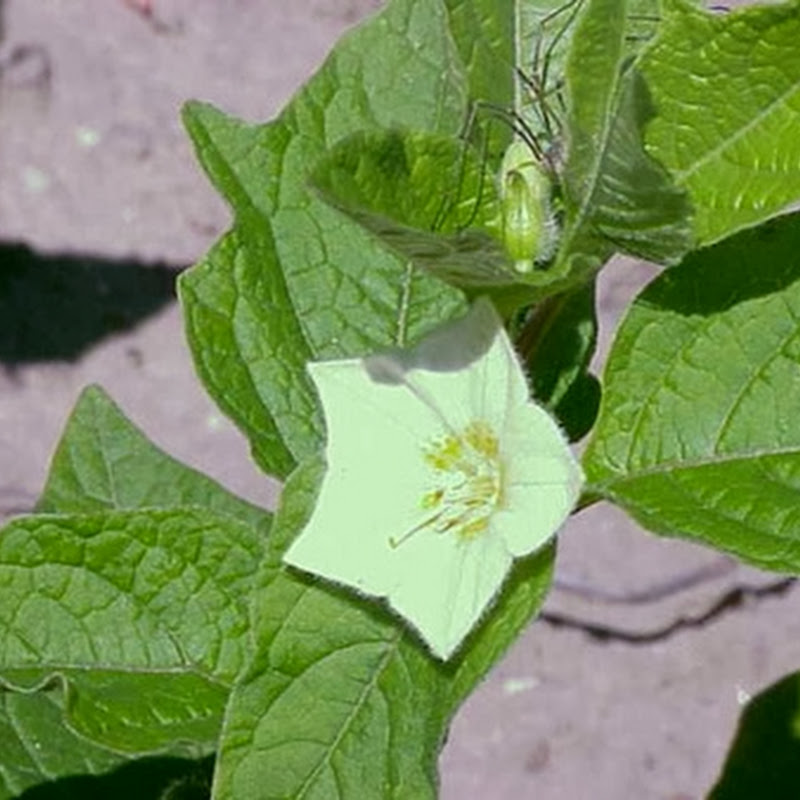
[284,299,583,660]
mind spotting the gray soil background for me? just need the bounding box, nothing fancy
[1,1,799,798]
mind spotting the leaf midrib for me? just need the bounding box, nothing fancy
[589,442,800,493]
[673,78,800,184]
[294,636,402,799]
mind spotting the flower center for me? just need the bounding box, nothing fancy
[391,420,503,548]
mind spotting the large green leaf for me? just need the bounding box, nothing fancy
[209,456,554,798]
[180,0,477,481]
[38,385,270,533]
[558,0,692,275]
[640,0,800,246]
[0,508,262,754]
[0,386,271,793]
[583,212,800,572]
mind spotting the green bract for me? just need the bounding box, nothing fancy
[284,299,583,659]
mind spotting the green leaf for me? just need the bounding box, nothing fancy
[308,125,569,314]
[5,386,271,784]
[0,508,263,754]
[178,222,320,481]
[640,0,800,246]
[299,0,551,291]
[520,281,600,441]
[307,0,690,303]
[209,455,554,798]
[38,385,270,533]
[5,670,227,758]
[0,688,121,799]
[709,671,800,799]
[558,0,692,274]
[583,212,800,572]
[0,687,214,800]
[310,129,515,291]
[180,0,475,480]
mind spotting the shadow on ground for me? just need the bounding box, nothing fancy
[0,241,178,364]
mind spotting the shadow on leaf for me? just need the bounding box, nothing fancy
[638,211,800,316]
[17,754,213,800]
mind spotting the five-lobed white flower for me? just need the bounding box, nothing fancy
[283,298,584,660]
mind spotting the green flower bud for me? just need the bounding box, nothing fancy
[500,139,553,273]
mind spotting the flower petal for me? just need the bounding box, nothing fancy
[387,525,513,659]
[284,360,442,595]
[384,299,529,434]
[499,401,583,557]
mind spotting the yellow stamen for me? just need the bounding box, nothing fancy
[392,419,503,547]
